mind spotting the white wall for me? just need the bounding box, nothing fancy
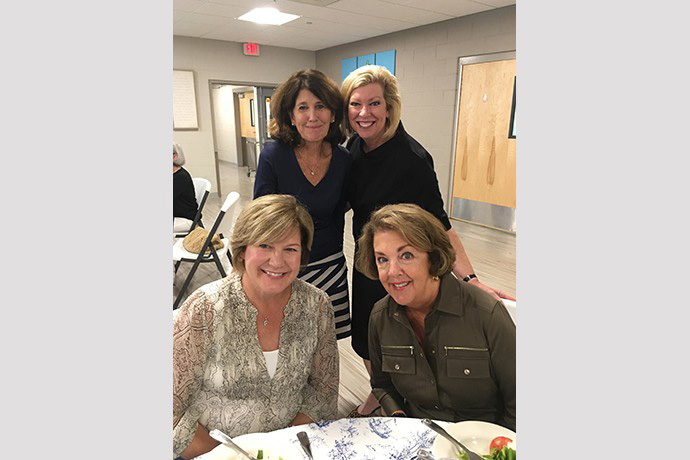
[316,6,516,208]
[212,85,238,164]
[173,36,315,191]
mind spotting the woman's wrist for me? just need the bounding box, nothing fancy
[390,410,407,417]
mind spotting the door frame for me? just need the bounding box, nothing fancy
[208,79,277,196]
[447,51,516,232]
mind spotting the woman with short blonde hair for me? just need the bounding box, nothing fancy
[341,65,515,417]
[230,194,314,271]
[173,194,338,459]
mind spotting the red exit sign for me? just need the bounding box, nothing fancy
[243,43,260,56]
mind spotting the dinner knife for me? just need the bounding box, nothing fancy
[296,431,314,459]
[421,419,483,460]
[209,429,258,460]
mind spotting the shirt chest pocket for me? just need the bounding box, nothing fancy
[381,345,416,375]
[445,347,491,379]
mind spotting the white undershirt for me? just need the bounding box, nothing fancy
[263,349,279,378]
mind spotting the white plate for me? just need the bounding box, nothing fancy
[431,421,516,458]
[199,432,303,460]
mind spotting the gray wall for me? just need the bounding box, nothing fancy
[173,36,315,191]
[316,5,515,207]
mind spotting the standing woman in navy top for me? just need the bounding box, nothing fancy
[254,69,352,339]
[341,65,516,417]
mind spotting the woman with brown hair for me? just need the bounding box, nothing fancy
[357,203,515,430]
[254,68,352,340]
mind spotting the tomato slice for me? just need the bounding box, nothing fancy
[489,436,513,453]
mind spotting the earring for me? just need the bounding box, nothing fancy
[331,118,335,123]
[432,275,439,281]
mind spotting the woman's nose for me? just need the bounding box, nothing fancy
[269,250,284,265]
[387,259,402,276]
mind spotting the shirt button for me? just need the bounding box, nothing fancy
[419,352,424,358]
[434,405,440,410]
[394,312,399,317]
[394,364,400,370]
[431,349,436,354]
[464,368,471,375]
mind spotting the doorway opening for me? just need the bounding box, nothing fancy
[209,80,276,197]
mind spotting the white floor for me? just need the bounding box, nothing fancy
[174,160,516,417]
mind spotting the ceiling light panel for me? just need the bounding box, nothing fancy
[238,7,300,25]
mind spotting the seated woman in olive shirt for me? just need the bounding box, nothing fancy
[356,204,515,431]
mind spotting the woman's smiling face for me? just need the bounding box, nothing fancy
[348,83,390,150]
[241,225,302,299]
[373,230,439,311]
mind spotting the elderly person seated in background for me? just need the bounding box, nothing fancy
[173,194,339,459]
[357,204,515,431]
[173,142,200,233]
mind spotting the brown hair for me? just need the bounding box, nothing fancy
[355,203,455,280]
[340,65,402,139]
[230,194,314,273]
[269,69,345,147]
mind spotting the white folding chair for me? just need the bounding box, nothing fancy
[502,299,516,325]
[173,191,240,309]
[174,177,212,237]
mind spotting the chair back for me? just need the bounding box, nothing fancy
[183,177,211,233]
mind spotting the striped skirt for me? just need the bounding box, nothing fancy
[298,250,351,339]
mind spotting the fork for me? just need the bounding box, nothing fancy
[421,419,483,460]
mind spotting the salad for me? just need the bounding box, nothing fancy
[456,436,516,460]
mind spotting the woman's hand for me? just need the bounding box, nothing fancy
[179,423,220,460]
[469,278,516,301]
[290,412,314,426]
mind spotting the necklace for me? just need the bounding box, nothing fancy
[296,145,327,176]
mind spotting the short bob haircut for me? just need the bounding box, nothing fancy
[269,69,345,147]
[341,65,402,141]
[173,142,185,166]
[355,203,455,280]
[230,194,314,273]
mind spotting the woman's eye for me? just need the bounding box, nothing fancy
[258,243,270,249]
[371,101,380,106]
[375,256,388,265]
[286,247,299,253]
[401,252,414,260]
[349,101,360,107]
[316,103,325,110]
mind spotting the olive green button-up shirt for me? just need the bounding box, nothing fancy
[368,274,516,431]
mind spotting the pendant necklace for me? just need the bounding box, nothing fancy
[297,145,324,176]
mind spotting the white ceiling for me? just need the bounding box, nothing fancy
[173,0,515,51]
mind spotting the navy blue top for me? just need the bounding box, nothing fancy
[253,140,352,262]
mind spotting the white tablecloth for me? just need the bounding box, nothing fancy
[198,416,440,460]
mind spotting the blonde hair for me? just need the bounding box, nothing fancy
[355,203,455,280]
[340,65,402,140]
[230,195,314,273]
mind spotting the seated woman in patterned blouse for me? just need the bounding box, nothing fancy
[173,194,339,459]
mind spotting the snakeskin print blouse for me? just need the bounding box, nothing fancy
[173,272,339,457]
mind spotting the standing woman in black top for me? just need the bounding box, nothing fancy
[173,143,200,233]
[341,65,516,417]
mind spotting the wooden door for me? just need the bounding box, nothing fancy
[452,59,516,211]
